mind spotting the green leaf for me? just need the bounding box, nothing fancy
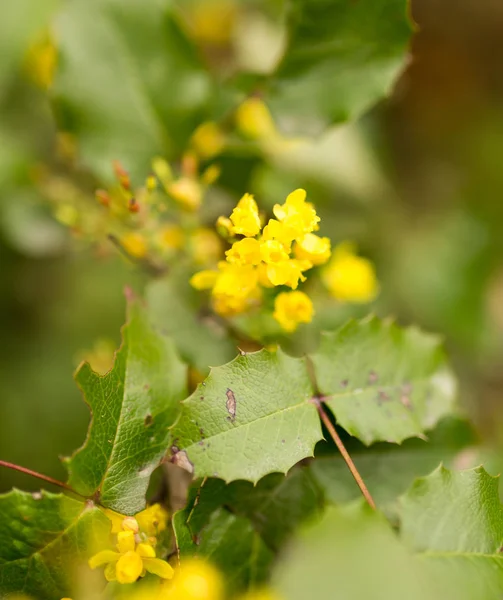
[400,467,503,600]
[311,316,457,445]
[269,0,412,129]
[173,506,274,595]
[53,0,211,179]
[66,301,187,515]
[146,273,236,375]
[169,348,322,483]
[0,491,109,600]
[273,502,428,600]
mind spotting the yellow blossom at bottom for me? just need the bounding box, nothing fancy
[273,291,314,332]
[122,232,148,259]
[294,233,331,266]
[322,242,379,303]
[162,560,223,600]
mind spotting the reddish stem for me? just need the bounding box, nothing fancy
[0,460,81,496]
[315,402,376,510]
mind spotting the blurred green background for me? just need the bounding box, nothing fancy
[1,0,503,493]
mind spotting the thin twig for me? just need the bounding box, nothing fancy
[315,401,376,510]
[0,459,83,497]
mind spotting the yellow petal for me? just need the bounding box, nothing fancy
[88,550,120,569]
[104,561,117,582]
[143,558,175,580]
[190,270,219,290]
[136,543,156,558]
[115,551,143,584]
[117,530,136,554]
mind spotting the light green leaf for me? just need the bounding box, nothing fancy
[269,0,412,129]
[173,506,274,595]
[146,273,236,375]
[0,491,109,600]
[66,301,187,515]
[53,0,211,179]
[311,316,457,445]
[169,349,322,483]
[400,466,503,600]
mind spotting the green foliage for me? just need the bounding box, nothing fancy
[270,0,412,128]
[66,300,187,515]
[170,317,456,484]
[0,491,109,600]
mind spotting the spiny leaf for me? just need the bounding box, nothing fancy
[169,349,322,483]
[312,316,457,445]
[269,0,413,129]
[0,491,109,600]
[173,505,274,595]
[66,301,187,515]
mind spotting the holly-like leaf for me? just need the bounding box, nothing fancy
[66,301,187,515]
[0,490,109,600]
[311,316,457,445]
[170,316,456,485]
[269,0,412,129]
[53,0,211,180]
[400,467,503,600]
[169,349,322,483]
[173,506,274,595]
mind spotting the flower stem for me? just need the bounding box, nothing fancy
[315,401,376,510]
[0,459,81,496]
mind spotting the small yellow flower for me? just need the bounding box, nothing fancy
[273,291,314,332]
[89,530,173,584]
[266,259,312,290]
[294,233,331,266]
[162,559,223,600]
[191,228,223,265]
[261,219,296,250]
[229,193,261,237]
[236,98,277,140]
[136,503,169,537]
[260,240,290,264]
[211,263,261,316]
[26,34,57,89]
[167,178,202,211]
[191,122,226,159]
[226,238,261,266]
[273,189,320,236]
[157,224,185,251]
[122,232,148,258]
[190,270,219,290]
[152,157,174,189]
[216,215,234,239]
[322,242,379,303]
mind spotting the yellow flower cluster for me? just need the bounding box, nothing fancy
[89,504,173,585]
[191,189,331,332]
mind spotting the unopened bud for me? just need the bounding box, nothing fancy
[122,517,139,533]
[128,197,139,213]
[113,160,131,190]
[95,189,110,206]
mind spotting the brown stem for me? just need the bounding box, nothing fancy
[0,460,82,497]
[315,402,376,510]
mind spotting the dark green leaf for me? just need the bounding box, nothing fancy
[66,301,187,515]
[0,491,109,600]
[312,316,457,445]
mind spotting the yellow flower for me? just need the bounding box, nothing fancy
[216,215,234,239]
[26,34,57,89]
[257,263,275,288]
[212,263,261,315]
[226,238,261,266]
[229,193,261,237]
[191,122,226,159]
[157,224,185,251]
[273,291,314,332]
[261,219,296,250]
[122,232,148,258]
[236,98,277,140]
[190,270,219,290]
[322,242,379,303]
[167,178,202,211]
[266,259,312,290]
[191,228,223,265]
[89,530,173,584]
[260,240,290,264]
[162,559,223,600]
[294,233,331,266]
[273,189,320,236]
[136,503,169,537]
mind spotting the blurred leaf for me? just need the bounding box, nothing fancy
[269,0,412,129]
[0,490,109,600]
[173,506,274,595]
[400,467,503,600]
[169,348,322,483]
[146,272,236,374]
[66,301,187,515]
[53,0,212,179]
[311,316,457,444]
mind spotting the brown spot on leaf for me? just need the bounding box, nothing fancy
[226,388,236,422]
[341,379,349,388]
[144,414,153,426]
[378,390,390,404]
[400,395,412,410]
[368,370,378,384]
